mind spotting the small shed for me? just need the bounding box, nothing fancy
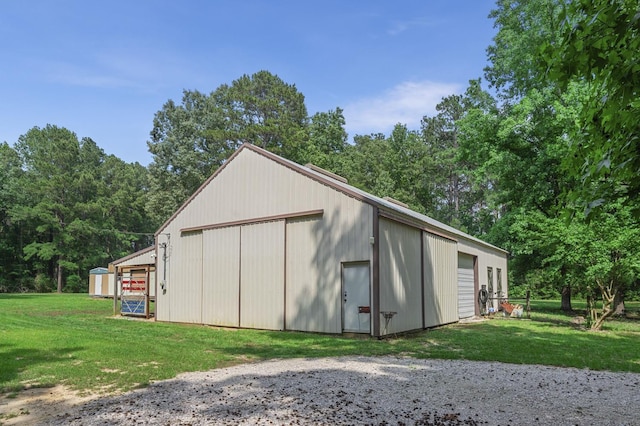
[88,267,111,297]
[153,144,508,336]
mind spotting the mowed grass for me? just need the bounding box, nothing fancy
[1,294,639,396]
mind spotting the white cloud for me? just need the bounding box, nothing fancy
[343,80,461,137]
[386,18,440,36]
[45,60,138,89]
[42,46,194,93]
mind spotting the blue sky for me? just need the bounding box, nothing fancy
[0,1,498,165]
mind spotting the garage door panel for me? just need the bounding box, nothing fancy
[458,253,475,319]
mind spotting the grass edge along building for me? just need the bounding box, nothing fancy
[153,143,508,337]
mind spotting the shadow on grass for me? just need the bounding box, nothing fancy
[0,344,84,392]
[427,318,640,372]
[206,314,640,373]
[216,331,381,361]
[0,293,45,300]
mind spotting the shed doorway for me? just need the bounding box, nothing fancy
[342,263,371,333]
[119,267,152,318]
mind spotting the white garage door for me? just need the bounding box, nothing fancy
[458,253,475,319]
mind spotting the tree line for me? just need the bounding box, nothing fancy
[1,0,638,329]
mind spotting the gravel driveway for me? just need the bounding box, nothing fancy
[44,356,639,425]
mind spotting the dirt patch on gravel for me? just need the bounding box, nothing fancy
[0,385,96,425]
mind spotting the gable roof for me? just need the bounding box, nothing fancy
[110,246,155,267]
[156,143,507,254]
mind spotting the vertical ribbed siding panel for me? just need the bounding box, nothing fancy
[423,233,458,327]
[170,231,203,323]
[202,227,240,327]
[149,272,156,298]
[240,221,285,330]
[379,219,422,335]
[285,197,372,334]
[457,253,475,319]
[285,217,326,333]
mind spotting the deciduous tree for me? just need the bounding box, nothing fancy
[147,71,309,225]
[540,0,640,216]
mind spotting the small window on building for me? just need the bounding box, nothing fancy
[487,267,495,310]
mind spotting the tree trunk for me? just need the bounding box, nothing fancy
[591,280,616,330]
[613,291,625,316]
[57,261,63,293]
[561,285,572,311]
[586,294,596,325]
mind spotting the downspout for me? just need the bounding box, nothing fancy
[154,243,158,321]
[372,206,380,337]
[421,232,425,329]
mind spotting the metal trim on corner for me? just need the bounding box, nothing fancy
[372,206,381,337]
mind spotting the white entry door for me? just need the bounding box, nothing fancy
[95,275,102,295]
[342,263,370,333]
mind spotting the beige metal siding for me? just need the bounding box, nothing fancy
[285,216,325,332]
[240,221,285,330]
[457,239,508,302]
[202,226,240,327]
[161,148,370,238]
[285,203,372,334]
[424,233,458,327]
[379,218,422,335]
[157,148,373,331]
[169,231,203,323]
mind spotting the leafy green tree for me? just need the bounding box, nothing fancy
[341,125,435,216]
[12,126,85,292]
[483,0,640,318]
[385,124,430,214]
[422,99,464,224]
[422,81,500,233]
[219,70,309,162]
[304,107,349,175]
[475,87,586,307]
[99,156,154,256]
[486,0,563,99]
[0,143,26,291]
[147,90,231,226]
[540,0,640,215]
[504,209,589,307]
[570,200,640,329]
[341,81,502,235]
[482,1,589,307]
[345,133,395,198]
[383,79,505,238]
[147,70,309,225]
[456,82,504,237]
[10,125,151,292]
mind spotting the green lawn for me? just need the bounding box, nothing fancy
[1,294,639,396]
